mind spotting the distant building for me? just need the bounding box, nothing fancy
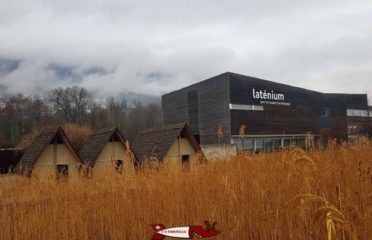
[162,72,372,151]
[132,123,204,164]
[15,127,81,179]
[79,128,134,176]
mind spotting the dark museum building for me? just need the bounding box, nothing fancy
[162,72,372,151]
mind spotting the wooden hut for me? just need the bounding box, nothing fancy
[132,123,204,164]
[79,128,134,176]
[15,127,81,179]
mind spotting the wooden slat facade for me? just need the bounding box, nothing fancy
[162,73,231,145]
[162,72,371,145]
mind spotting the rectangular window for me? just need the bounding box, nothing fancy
[243,139,254,151]
[320,106,331,128]
[255,139,264,151]
[56,164,68,180]
[347,109,369,117]
[347,125,358,135]
[229,104,264,111]
[295,139,306,148]
[264,139,273,150]
[283,139,291,147]
[273,139,282,149]
[115,160,123,174]
[182,155,190,164]
[347,125,358,141]
[231,138,243,148]
[181,155,190,171]
[320,106,330,117]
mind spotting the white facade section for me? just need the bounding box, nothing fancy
[229,103,264,111]
[346,109,369,117]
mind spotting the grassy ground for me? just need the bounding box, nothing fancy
[0,139,371,239]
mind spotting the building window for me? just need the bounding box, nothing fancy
[295,139,306,148]
[229,104,264,111]
[243,139,254,151]
[320,106,330,117]
[233,136,314,151]
[264,139,273,150]
[347,109,368,117]
[347,125,358,136]
[231,138,243,149]
[273,139,282,149]
[115,160,123,174]
[255,139,264,151]
[283,139,291,147]
[181,155,190,171]
[57,164,68,180]
[182,155,190,164]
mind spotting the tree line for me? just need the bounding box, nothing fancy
[0,86,162,148]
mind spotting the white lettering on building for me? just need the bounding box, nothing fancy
[252,88,285,101]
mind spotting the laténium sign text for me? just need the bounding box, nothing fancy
[252,88,290,106]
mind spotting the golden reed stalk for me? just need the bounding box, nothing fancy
[0,138,371,239]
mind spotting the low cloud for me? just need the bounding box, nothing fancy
[0,0,371,101]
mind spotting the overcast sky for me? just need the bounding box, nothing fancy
[0,0,371,101]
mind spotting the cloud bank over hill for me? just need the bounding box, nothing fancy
[0,0,371,102]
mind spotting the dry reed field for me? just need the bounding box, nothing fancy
[0,139,372,240]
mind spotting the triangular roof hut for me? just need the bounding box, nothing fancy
[15,127,80,178]
[79,127,134,175]
[132,123,203,164]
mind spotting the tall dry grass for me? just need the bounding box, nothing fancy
[1,139,372,239]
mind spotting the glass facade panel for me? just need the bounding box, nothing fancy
[347,125,358,136]
[273,139,282,149]
[229,104,264,111]
[347,109,368,117]
[321,106,330,117]
[232,136,311,151]
[264,139,273,150]
[232,138,243,148]
[295,139,306,148]
[243,139,254,151]
[252,105,264,111]
[255,139,264,150]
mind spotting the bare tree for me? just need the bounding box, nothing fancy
[124,103,162,142]
[0,94,49,146]
[88,103,109,129]
[106,97,126,129]
[48,86,90,123]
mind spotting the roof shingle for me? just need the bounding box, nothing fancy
[132,123,201,162]
[79,127,128,166]
[15,127,80,172]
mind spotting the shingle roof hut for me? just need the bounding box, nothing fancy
[79,127,134,176]
[15,127,81,179]
[132,123,204,164]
